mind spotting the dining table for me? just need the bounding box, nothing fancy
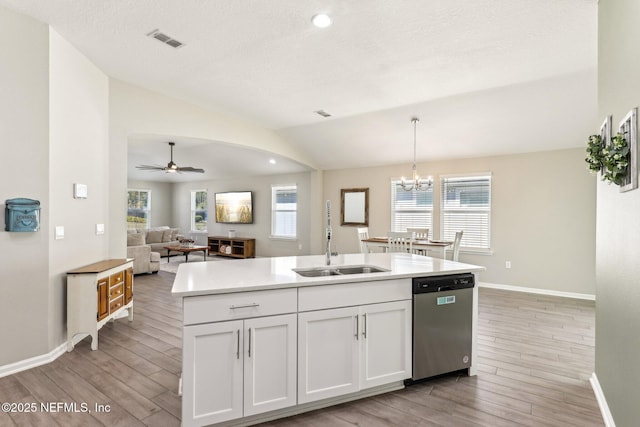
[362,237,453,258]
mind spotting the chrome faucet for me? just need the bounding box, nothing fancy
[326,200,332,265]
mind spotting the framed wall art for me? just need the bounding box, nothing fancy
[619,108,638,193]
[600,115,612,174]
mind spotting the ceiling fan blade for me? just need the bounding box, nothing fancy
[177,166,205,173]
[136,165,166,171]
[136,143,205,174]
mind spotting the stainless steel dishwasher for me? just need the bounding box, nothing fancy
[411,273,474,381]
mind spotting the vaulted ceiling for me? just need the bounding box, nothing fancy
[0,0,598,181]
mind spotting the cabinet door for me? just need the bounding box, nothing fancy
[124,267,133,304]
[243,314,297,416]
[96,278,109,321]
[298,307,359,404]
[359,300,412,389]
[183,320,243,427]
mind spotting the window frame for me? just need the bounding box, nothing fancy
[127,189,152,230]
[389,178,434,233]
[271,184,297,240]
[439,172,492,251]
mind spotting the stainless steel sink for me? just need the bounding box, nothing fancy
[293,265,389,277]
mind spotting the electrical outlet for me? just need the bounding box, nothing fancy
[505,261,511,269]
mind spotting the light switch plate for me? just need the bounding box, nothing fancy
[55,226,64,240]
[74,183,88,199]
[96,224,105,235]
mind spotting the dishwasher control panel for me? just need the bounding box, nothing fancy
[412,273,475,294]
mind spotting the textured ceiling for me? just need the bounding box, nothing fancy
[0,0,598,177]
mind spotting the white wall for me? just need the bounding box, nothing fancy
[0,5,50,366]
[0,7,110,367]
[172,172,312,256]
[324,148,596,295]
[596,1,640,425]
[127,179,176,228]
[48,29,110,349]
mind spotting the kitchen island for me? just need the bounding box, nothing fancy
[172,252,484,427]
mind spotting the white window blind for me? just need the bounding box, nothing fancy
[390,180,433,232]
[271,185,297,238]
[440,175,491,249]
[190,190,208,232]
[127,189,151,230]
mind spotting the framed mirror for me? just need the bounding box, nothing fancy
[341,188,369,226]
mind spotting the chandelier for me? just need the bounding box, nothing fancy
[401,117,433,191]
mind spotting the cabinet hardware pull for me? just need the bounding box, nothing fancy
[363,313,367,338]
[230,303,259,309]
[236,329,240,359]
[355,315,359,340]
[248,328,252,358]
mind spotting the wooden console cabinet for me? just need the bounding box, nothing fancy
[208,236,255,259]
[67,259,134,351]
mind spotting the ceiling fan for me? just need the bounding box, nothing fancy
[136,142,205,174]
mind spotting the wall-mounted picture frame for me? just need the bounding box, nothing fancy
[619,108,638,193]
[340,188,369,226]
[600,115,612,174]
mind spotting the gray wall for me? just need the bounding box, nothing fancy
[0,5,50,366]
[596,1,640,425]
[172,172,312,257]
[127,179,176,228]
[325,148,597,295]
[0,6,110,367]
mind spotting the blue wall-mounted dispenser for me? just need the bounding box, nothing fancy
[5,198,41,232]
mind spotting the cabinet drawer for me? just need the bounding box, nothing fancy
[298,278,412,312]
[184,288,297,325]
[109,295,124,313]
[109,283,124,300]
[110,271,124,285]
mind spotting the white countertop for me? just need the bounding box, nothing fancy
[171,253,484,297]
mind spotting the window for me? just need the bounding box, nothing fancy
[127,189,151,230]
[271,185,297,238]
[440,174,491,250]
[390,179,433,232]
[191,190,208,232]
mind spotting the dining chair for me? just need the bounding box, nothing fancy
[406,227,429,240]
[387,231,413,253]
[356,227,370,253]
[407,228,429,255]
[450,230,463,261]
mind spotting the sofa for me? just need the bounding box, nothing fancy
[128,226,183,256]
[127,233,161,275]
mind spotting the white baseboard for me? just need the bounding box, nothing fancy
[590,373,616,427]
[0,334,86,379]
[479,282,595,301]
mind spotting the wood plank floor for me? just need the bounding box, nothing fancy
[0,271,604,426]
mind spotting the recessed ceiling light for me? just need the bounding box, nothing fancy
[269,159,277,165]
[311,13,332,28]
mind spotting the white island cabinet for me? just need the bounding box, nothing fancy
[173,252,484,427]
[182,289,297,426]
[297,279,412,404]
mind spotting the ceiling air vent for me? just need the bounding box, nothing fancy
[147,29,185,49]
[314,110,332,118]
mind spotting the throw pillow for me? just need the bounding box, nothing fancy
[170,228,180,241]
[127,233,145,246]
[146,230,164,244]
[162,229,173,242]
